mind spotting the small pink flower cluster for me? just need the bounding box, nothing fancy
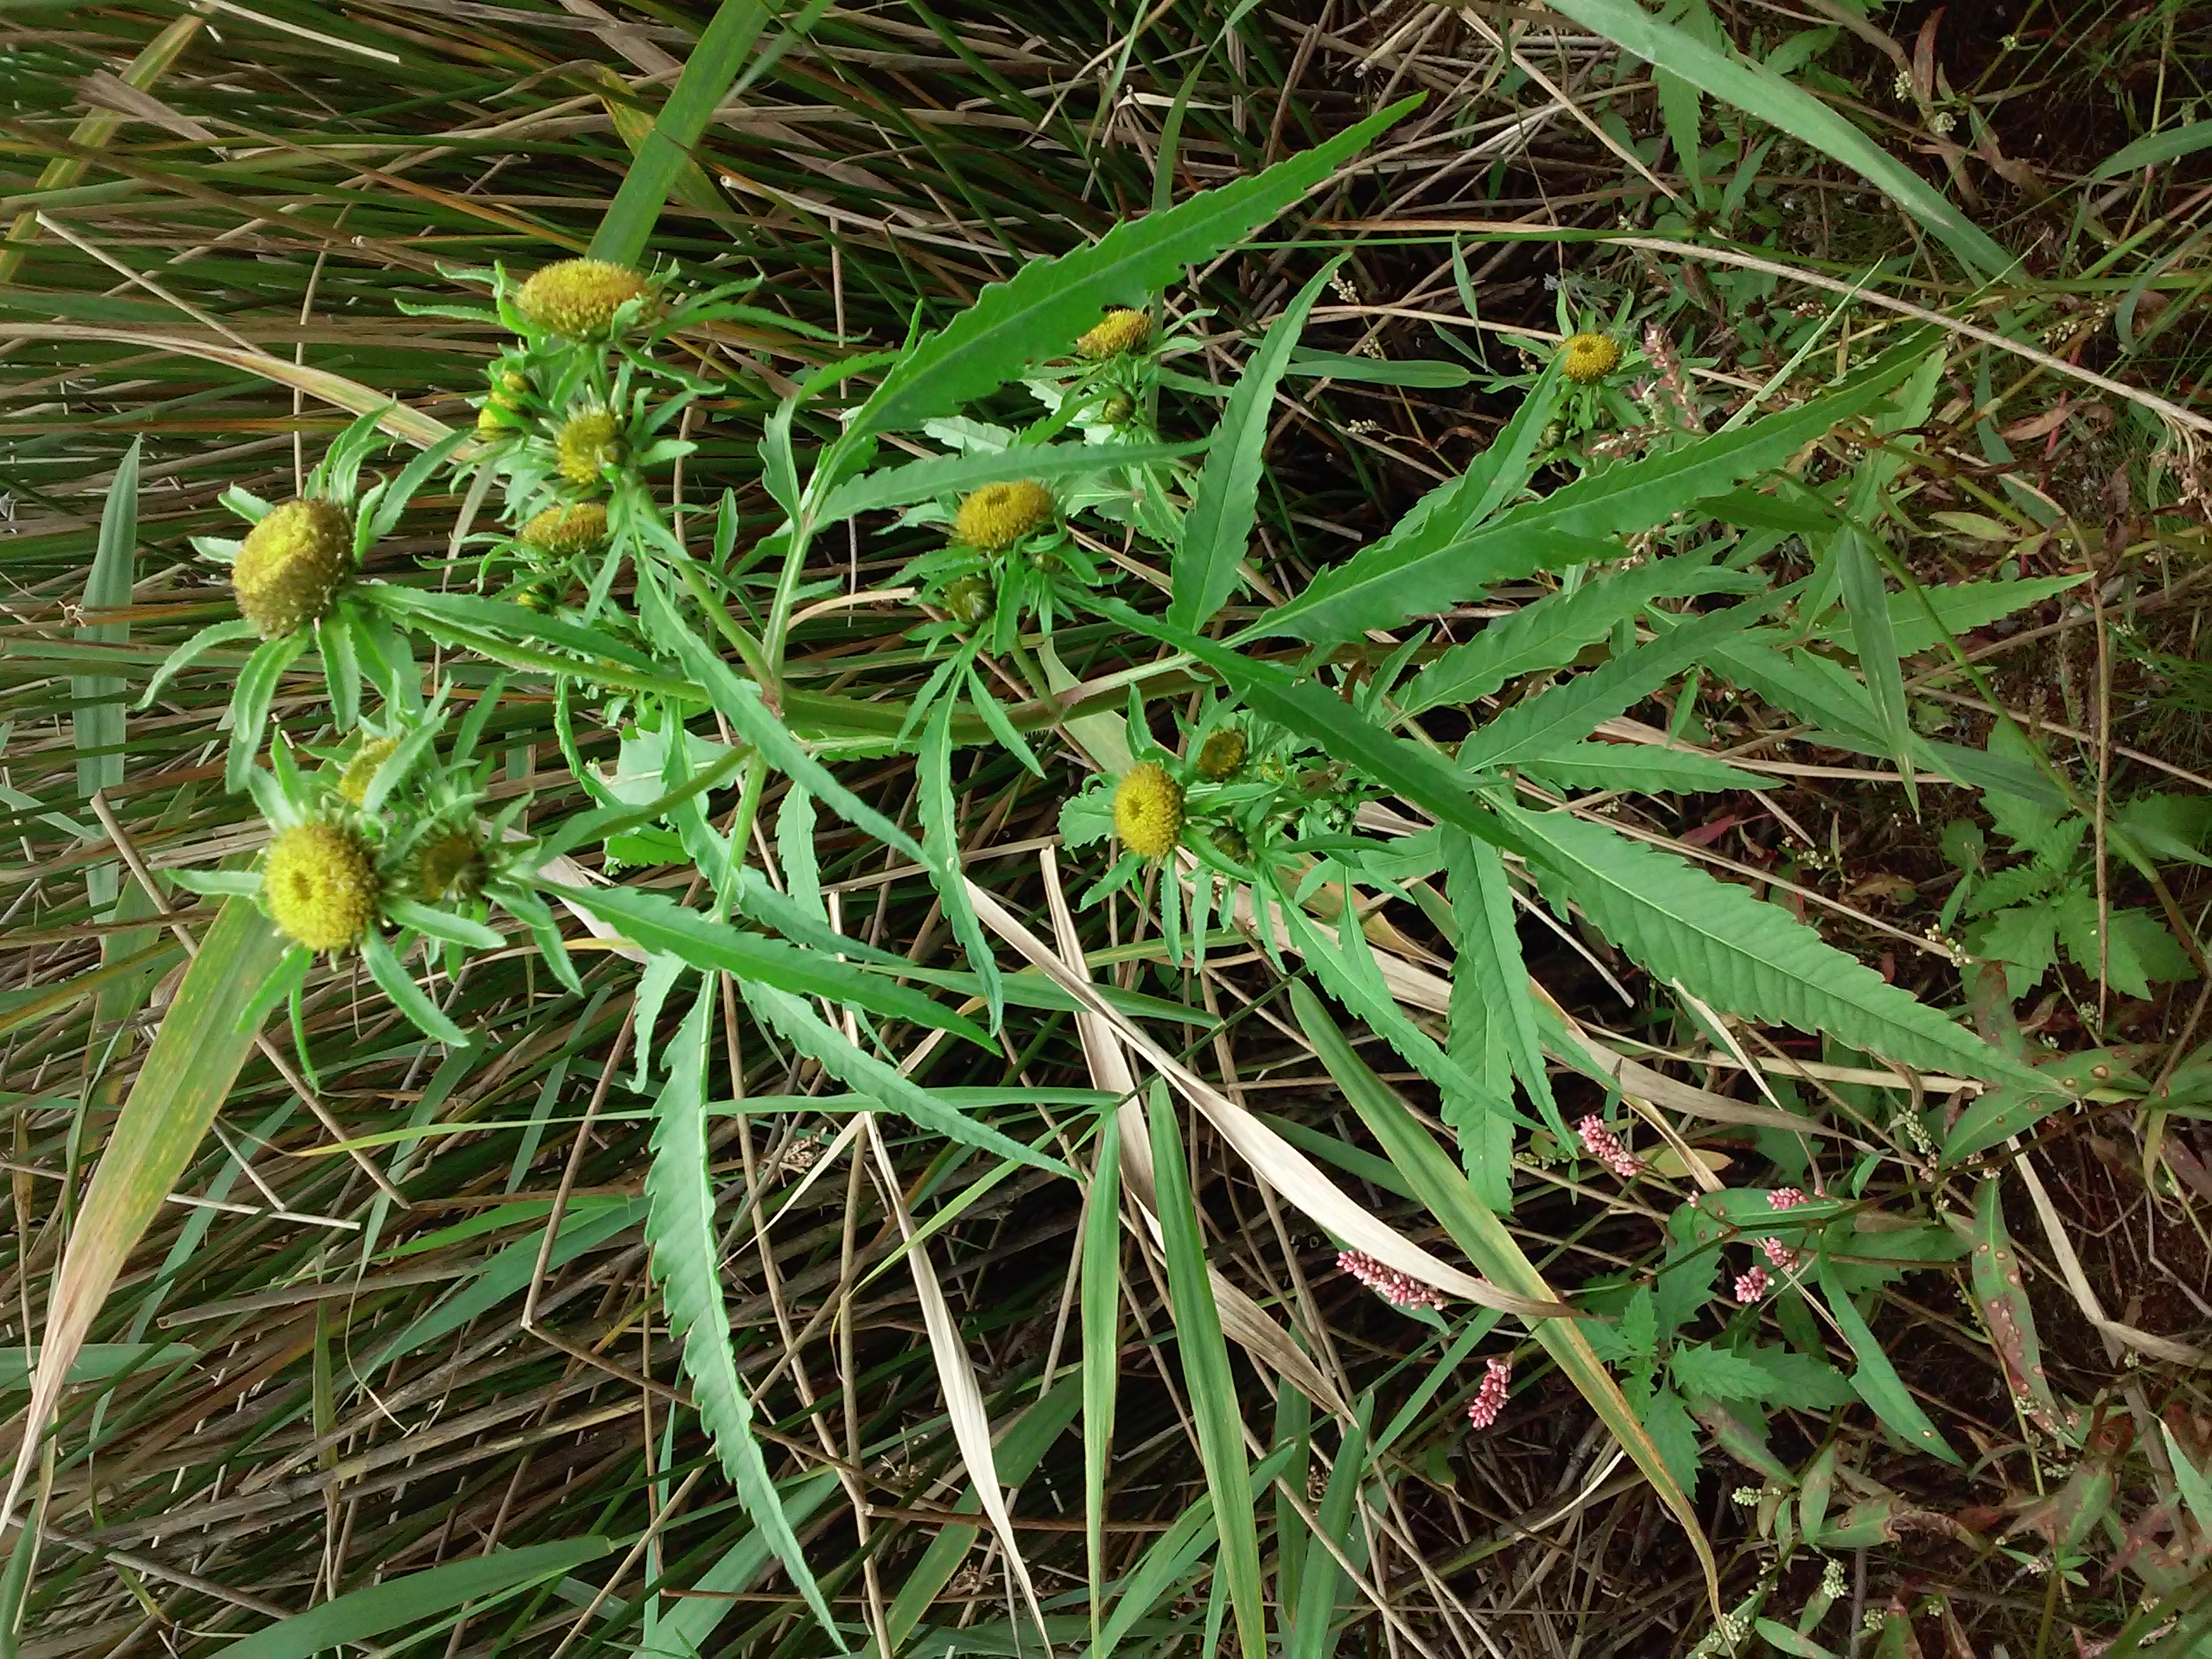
[1769,1187,1807,1210]
[1576,1116,1646,1179]
[1466,1355,1512,1430]
[1759,1236,1800,1272]
[1338,1250,1445,1311]
[1733,1266,1771,1304]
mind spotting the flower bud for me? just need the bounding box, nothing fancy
[232,499,353,639]
[516,259,652,340]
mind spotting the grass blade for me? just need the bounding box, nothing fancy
[1146,1081,1266,1659]
[589,0,778,267]
[1,896,286,1525]
[1296,982,1726,1618]
[1545,0,2009,276]
[221,1538,611,1658]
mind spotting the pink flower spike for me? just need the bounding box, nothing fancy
[1769,1187,1807,1210]
[1338,1249,1446,1312]
[1575,1116,1646,1180]
[1760,1236,1800,1273]
[1466,1356,1512,1430]
[1732,1266,1771,1305]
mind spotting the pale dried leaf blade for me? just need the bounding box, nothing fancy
[861,1119,1049,1647]
[969,878,1567,1319]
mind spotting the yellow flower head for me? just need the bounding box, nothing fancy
[337,736,399,805]
[1113,763,1184,860]
[1077,308,1152,361]
[263,820,378,953]
[232,499,353,639]
[1196,728,1247,780]
[556,409,623,487]
[516,259,652,340]
[953,480,1053,551]
[412,829,486,903]
[1560,333,1623,384]
[519,501,609,556]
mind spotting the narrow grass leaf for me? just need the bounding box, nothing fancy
[1145,1079,1264,1659]
[817,439,1201,528]
[1297,982,1725,1616]
[73,436,137,912]
[1834,525,1917,810]
[1,896,286,1525]
[641,1471,843,1658]
[589,0,778,266]
[1546,0,2009,276]
[1083,1107,1122,1650]
[1816,1259,1961,1465]
[221,1539,612,1659]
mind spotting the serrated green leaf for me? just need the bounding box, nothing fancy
[1504,802,2044,1089]
[556,880,989,1046]
[921,699,1002,1031]
[1403,556,1756,715]
[1170,260,1339,631]
[644,988,844,1645]
[1641,1383,1702,1497]
[1520,741,1769,795]
[1670,1341,1784,1402]
[739,979,1065,1174]
[1444,830,1560,1147]
[846,99,1415,441]
[1259,348,1923,644]
[816,438,1200,528]
[1739,1347,1856,1411]
[1459,593,1776,772]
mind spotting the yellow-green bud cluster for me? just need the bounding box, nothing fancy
[1196,728,1246,780]
[413,829,485,903]
[517,259,652,340]
[232,499,353,639]
[263,821,378,952]
[1077,308,1151,360]
[1113,763,1184,860]
[519,501,609,556]
[953,480,1053,551]
[337,736,399,805]
[556,409,623,488]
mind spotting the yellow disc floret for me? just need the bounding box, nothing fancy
[262,821,379,953]
[232,499,353,639]
[516,259,652,340]
[1196,728,1247,780]
[1560,333,1623,384]
[1113,763,1184,860]
[519,501,609,556]
[413,829,485,903]
[953,480,1053,551]
[337,736,399,805]
[1077,308,1152,360]
[556,410,623,487]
